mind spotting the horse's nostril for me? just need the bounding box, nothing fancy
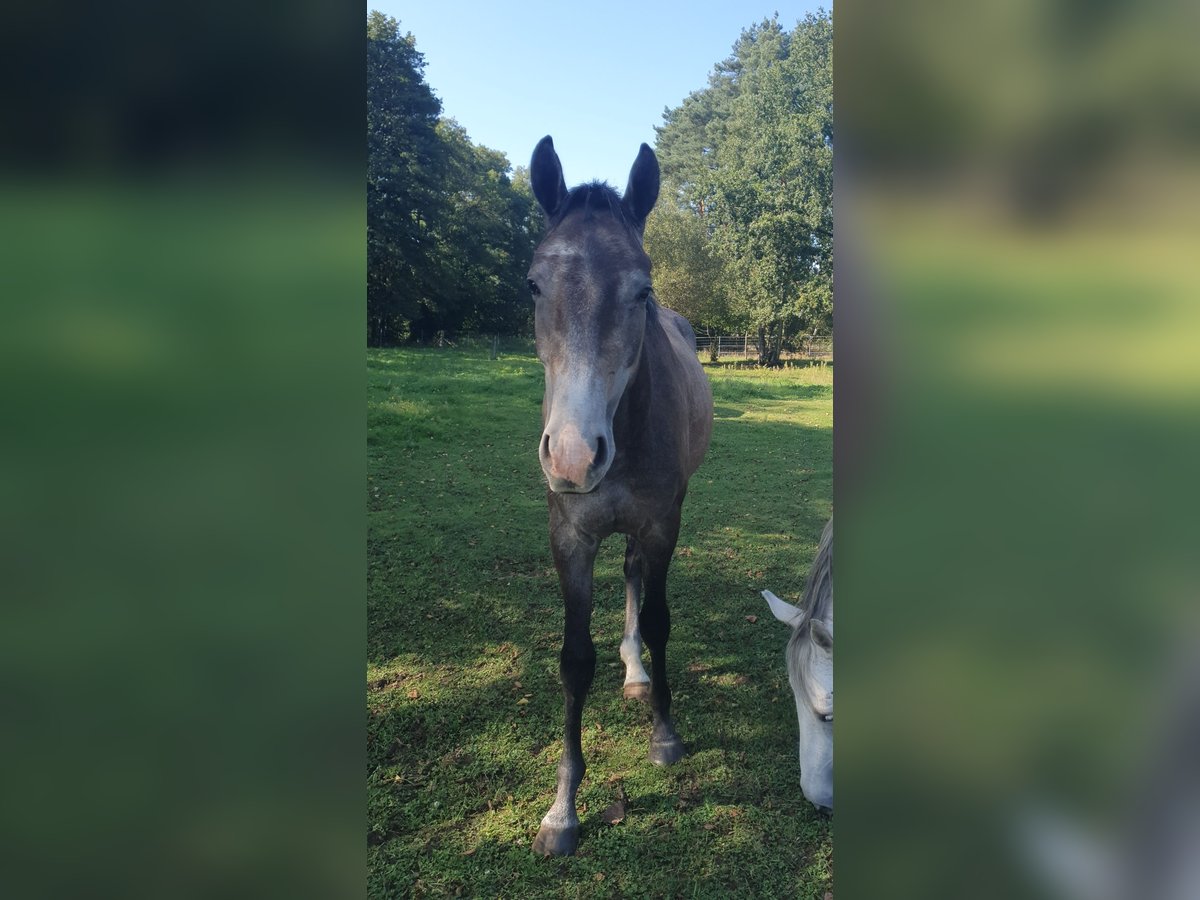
[593,435,608,469]
[540,432,551,459]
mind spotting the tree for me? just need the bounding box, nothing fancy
[367,12,447,346]
[429,121,535,340]
[708,13,832,366]
[643,200,730,359]
[654,12,832,366]
[367,12,538,345]
[655,18,791,210]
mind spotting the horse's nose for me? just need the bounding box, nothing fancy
[541,424,605,488]
[592,435,608,468]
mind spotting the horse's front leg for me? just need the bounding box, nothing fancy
[532,509,598,857]
[640,510,686,766]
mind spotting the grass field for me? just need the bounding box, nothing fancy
[368,347,832,898]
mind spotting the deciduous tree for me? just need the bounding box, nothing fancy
[367,12,446,345]
[643,200,730,358]
[654,12,832,366]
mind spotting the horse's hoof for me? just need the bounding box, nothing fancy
[623,681,650,701]
[648,736,686,766]
[532,822,579,857]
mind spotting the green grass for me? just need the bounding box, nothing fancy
[368,347,832,898]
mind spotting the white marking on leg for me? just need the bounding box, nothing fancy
[540,795,579,832]
[621,565,650,688]
[620,632,650,687]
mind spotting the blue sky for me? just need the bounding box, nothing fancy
[369,1,830,188]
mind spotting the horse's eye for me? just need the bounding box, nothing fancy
[637,286,652,302]
[817,711,833,723]
[528,279,541,297]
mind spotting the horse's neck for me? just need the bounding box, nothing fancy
[612,320,660,442]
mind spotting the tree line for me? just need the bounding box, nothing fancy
[368,11,832,365]
[647,12,832,366]
[367,11,537,346]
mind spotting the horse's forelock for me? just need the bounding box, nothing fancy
[549,181,638,233]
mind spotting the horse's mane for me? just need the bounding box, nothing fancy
[789,517,833,644]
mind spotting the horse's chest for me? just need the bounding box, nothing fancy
[558,473,678,539]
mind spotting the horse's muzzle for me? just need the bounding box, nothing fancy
[540,424,610,493]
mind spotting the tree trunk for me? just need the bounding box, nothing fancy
[490,333,499,360]
[760,324,784,368]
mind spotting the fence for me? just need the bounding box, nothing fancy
[694,334,832,361]
[399,332,832,362]
[421,332,535,356]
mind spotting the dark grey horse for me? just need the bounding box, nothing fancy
[526,136,713,856]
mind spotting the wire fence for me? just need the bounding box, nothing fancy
[416,332,535,356]
[398,332,833,362]
[694,334,832,360]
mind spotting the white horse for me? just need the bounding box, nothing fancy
[763,517,833,810]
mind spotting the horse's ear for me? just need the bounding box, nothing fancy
[763,590,803,627]
[623,143,660,225]
[531,135,568,218]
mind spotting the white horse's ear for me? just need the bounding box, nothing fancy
[763,590,803,627]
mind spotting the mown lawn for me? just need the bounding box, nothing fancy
[368,347,832,898]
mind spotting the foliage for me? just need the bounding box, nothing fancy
[366,8,832,358]
[655,18,789,204]
[643,203,731,353]
[367,13,537,345]
[654,12,833,366]
[367,11,445,345]
[368,347,832,898]
[429,120,536,339]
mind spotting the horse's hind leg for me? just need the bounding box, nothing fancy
[640,510,686,766]
[620,536,651,700]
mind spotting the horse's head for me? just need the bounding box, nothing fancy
[527,136,659,494]
[765,521,834,811]
[791,612,834,810]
